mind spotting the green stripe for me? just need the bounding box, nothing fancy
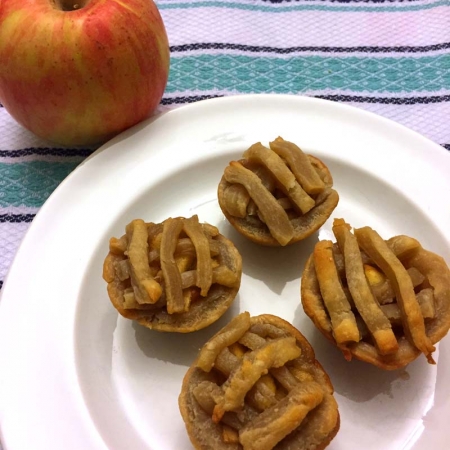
[167,54,450,94]
[0,161,79,207]
[158,0,450,13]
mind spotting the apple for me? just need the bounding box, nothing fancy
[0,0,170,146]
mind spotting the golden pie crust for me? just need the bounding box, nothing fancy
[301,219,450,369]
[102,215,242,333]
[179,313,340,450]
[217,137,339,246]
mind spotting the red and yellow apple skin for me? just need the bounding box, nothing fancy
[0,0,170,146]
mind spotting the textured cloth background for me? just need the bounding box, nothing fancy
[0,0,449,290]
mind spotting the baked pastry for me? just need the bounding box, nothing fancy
[217,137,339,246]
[102,215,242,332]
[179,312,340,450]
[301,218,450,369]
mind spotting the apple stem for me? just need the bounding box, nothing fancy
[53,0,85,11]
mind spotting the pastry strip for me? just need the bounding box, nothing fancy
[160,218,185,314]
[197,312,251,372]
[213,337,301,422]
[270,366,300,391]
[222,184,250,218]
[126,219,162,304]
[238,331,301,393]
[313,240,360,345]
[183,215,213,296]
[223,161,294,246]
[238,381,324,450]
[386,235,421,260]
[333,219,398,355]
[175,237,219,257]
[192,381,248,430]
[246,374,278,411]
[149,238,220,262]
[269,137,325,194]
[109,236,127,255]
[181,266,239,290]
[243,143,315,214]
[354,226,435,363]
[215,348,279,412]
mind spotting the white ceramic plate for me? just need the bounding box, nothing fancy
[1,95,450,450]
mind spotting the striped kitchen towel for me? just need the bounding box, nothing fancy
[0,0,449,290]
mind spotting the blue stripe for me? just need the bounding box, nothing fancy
[314,94,450,103]
[161,93,450,105]
[167,54,450,93]
[0,161,79,208]
[0,214,35,223]
[0,148,95,158]
[171,42,450,55]
[161,94,223,104]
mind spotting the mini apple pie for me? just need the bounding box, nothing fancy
[179,312,340,450]
[217,137,339,246]
[103,215,242,332]
[301,218,450,369]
